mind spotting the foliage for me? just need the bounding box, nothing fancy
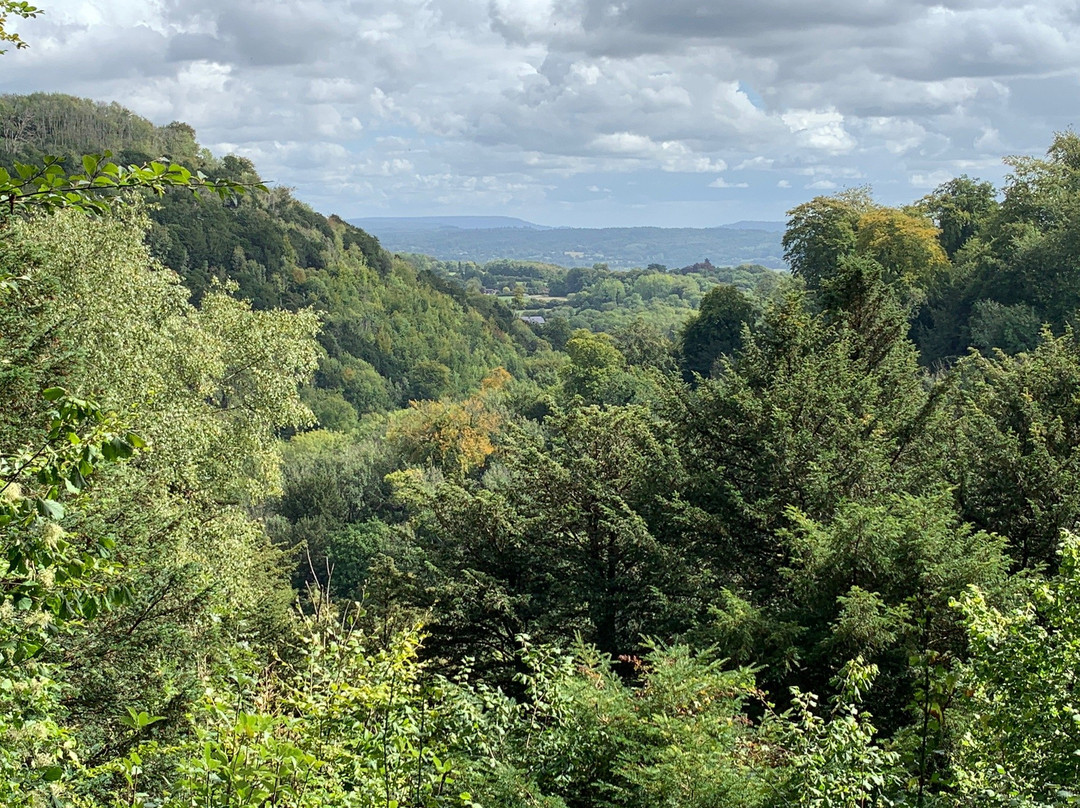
[945,330,1080,570]
[11,78,1080,808]
[916,176,998,259]
[386,404,689,669]
[678,284,759,380]
[0,152,260,219]
[0,1,39,53]
[766,658,901,808]
[783,189,872,289]
[464,639,767,808]
[672,265,939,594]
[0,207,319,804]
[167,600,471,808]
[950,534,1080,806]
[388,369,510,476]
[854,207,949,296]
[559,330,632,405]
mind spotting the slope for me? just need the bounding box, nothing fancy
[0,93,538,426]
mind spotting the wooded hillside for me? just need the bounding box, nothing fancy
[6,85,1080,808]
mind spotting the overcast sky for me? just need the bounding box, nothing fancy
[4,0,1079,227]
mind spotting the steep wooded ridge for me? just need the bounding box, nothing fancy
[1,93,539,426]
[8,85,1080,808]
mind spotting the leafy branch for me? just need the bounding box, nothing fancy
[0,1,40,54]
[0,152,267,219]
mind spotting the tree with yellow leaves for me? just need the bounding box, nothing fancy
[387,368,510,477]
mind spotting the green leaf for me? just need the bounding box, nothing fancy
[41,766,63,782]
[42,387,66,401]
[108,436,135,459]
[36,499,65,520]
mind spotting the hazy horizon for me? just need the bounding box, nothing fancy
[5,1,1077,227]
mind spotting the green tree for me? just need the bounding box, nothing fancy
[613,317,676,373]
[408,359,453,402]
[390,405,690,668]
[0,209,319,801]
[945,329,1080,571]
[782,189,873,289]
[918,175,998,259]
[678,284,758,380]
[559,329,629,404]
[766,658,901,808]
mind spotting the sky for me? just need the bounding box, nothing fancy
[4,0,1080,228]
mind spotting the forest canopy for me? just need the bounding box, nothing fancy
[6,81,1080,807]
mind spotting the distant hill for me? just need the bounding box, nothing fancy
[723,220,787,233]
[351,216,550,232]
[350,219,787,270]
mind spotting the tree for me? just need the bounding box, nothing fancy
[782,189,873,289]
[678,284,758,380]
[613,317,676,372]
[389,404,690,669]
[671,267,950,705]
[778,492,1007,732]
[559,329,629,404]
[917,175,998,259]
[388,369,508,477]
[0,209,319,801]
[765,658,902,808]
[854,207,948,296]
[408,359,453,402]
[945,329,1080,571]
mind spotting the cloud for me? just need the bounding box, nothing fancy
[782,110,857,154]
[737,156,774,170]
[909,170,957,189]
[589,133,728,172]
[709,177,750,188]
[5,0,1080,226]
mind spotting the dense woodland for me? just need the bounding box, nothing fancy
[408,255,780,340]
[8,79,1080,808]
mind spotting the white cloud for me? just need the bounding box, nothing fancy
[737,156,774,170]
[6,0,1080,225]
[909,170,956,189]
[590,133,728,172]
[782,110,857,154]
[709,177,750,188]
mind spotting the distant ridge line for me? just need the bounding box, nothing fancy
[349,216,786,233]
[350,216,550,231]
[349,218,787,270]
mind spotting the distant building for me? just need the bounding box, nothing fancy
[520,315,546,325]
[481,288,499,295]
